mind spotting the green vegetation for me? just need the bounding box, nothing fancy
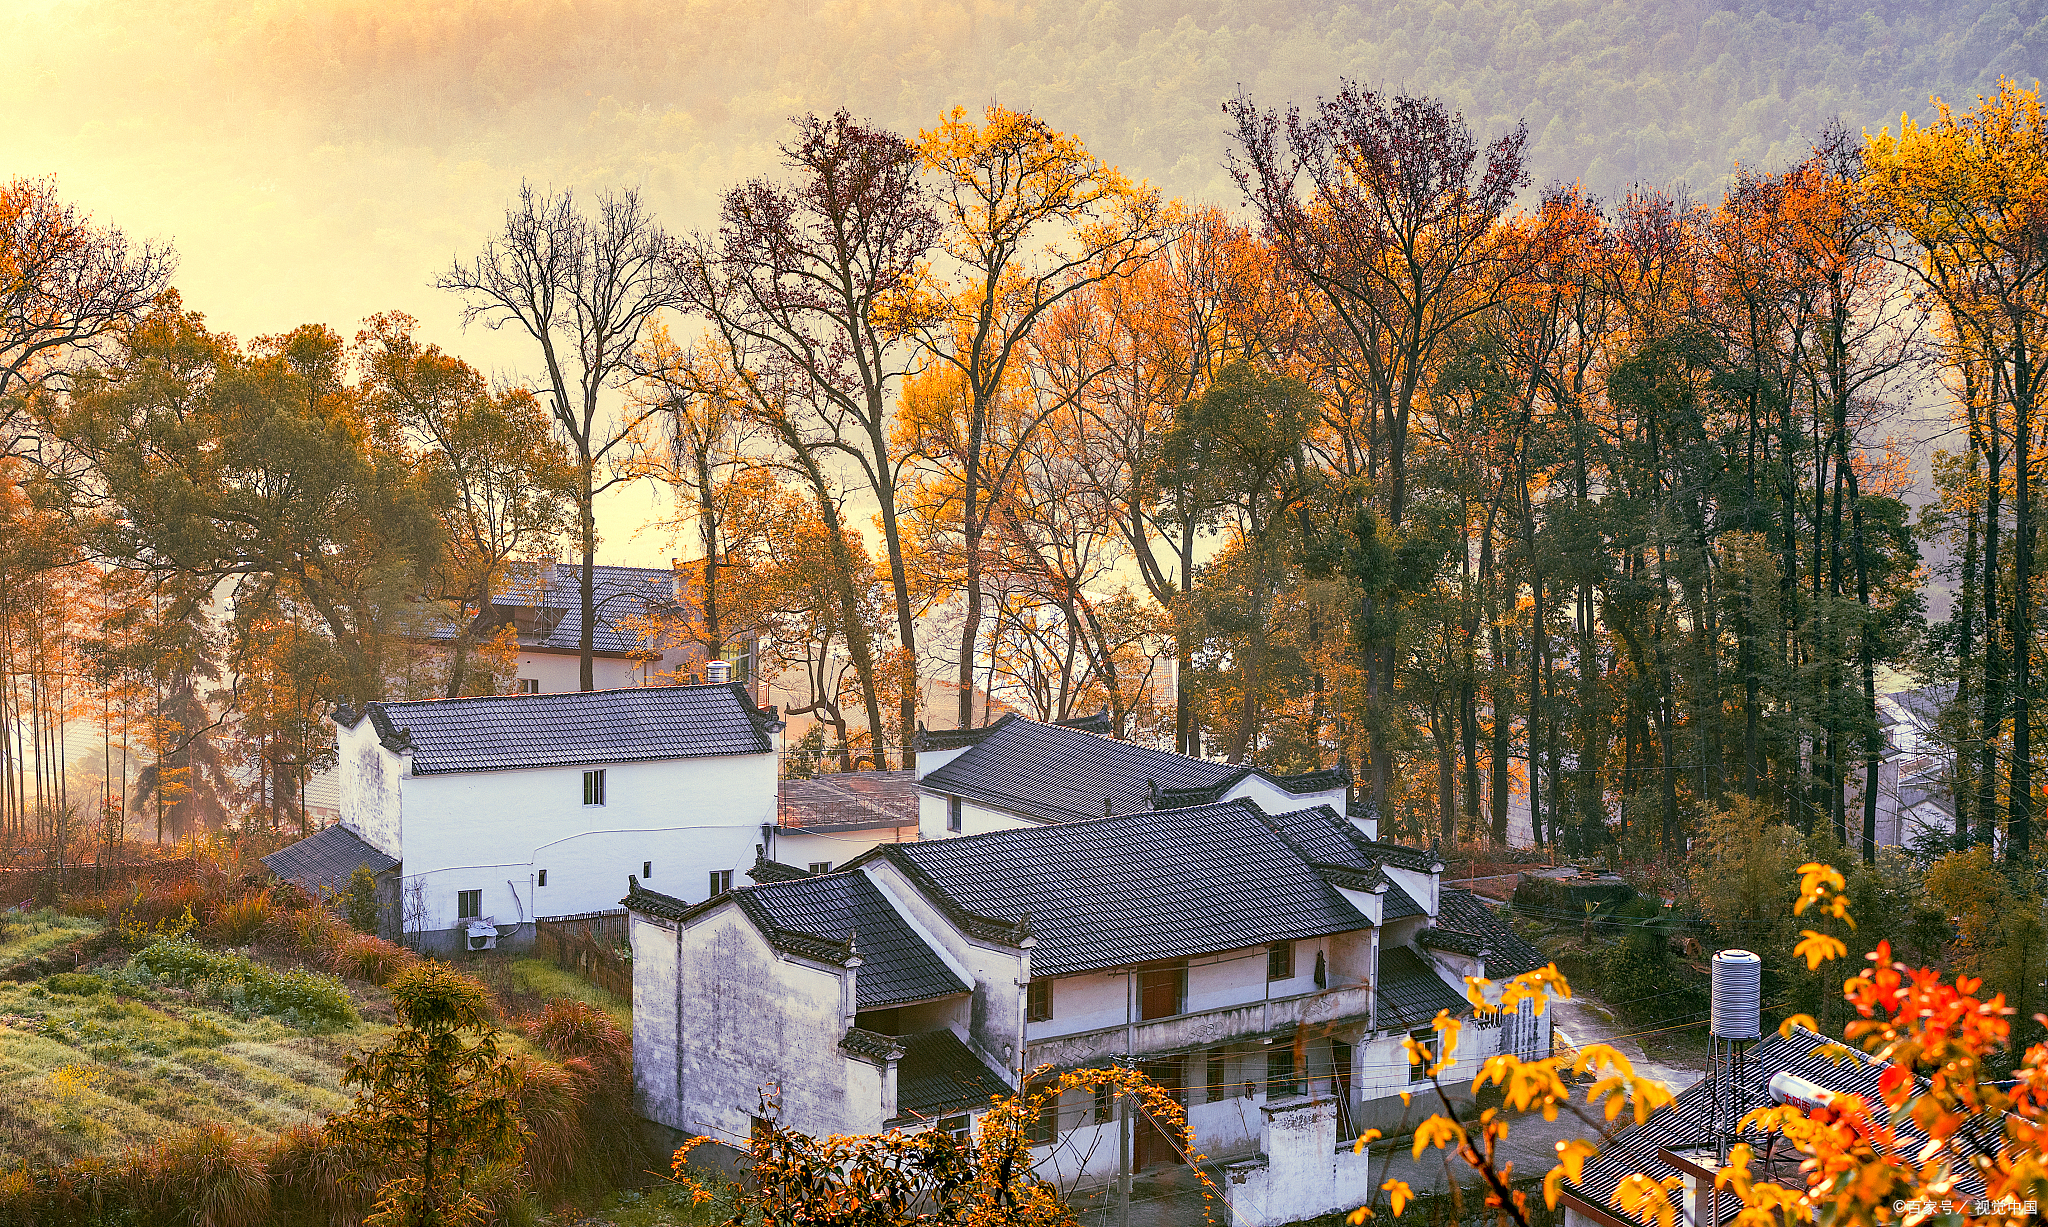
[0,910,101,971]
[128,938,356,1030]
[499,958,629,1030]
[0,969,371,1168]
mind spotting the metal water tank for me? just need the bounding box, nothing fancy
[1711,949,1763,1039]
[704,659,734,684]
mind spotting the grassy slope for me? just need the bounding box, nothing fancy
[0,909,102,971]
[0,969,383,1167]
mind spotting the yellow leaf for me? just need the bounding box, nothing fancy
[1793,930,1847,971]
[1347,1209,1372,1225]
[1776,1013,1819,1039]
[1382,1179,1413,1218]
[1352,1128,1382,1155]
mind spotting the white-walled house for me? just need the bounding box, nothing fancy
[910,713,1361,841]
[628,795,1551,1175]
[304,683,787,951]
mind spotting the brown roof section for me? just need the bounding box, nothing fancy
[779,770,921,833]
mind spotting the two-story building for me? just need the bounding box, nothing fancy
[275,683,786,952]
[627,795,1548,1173]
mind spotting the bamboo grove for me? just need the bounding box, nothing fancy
[0,82,2043,869]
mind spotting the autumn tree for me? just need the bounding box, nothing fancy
[332,963,526,1227]
[439,184,674,692]
[911,104,1172,728]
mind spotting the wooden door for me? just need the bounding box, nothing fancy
[1134,1058,1185,1169]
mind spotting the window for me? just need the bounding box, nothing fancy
[1267,941,1294,981]
[1092,1082,1114,1124]
[516,678,539,694]
[457,889,482,920]
[946,796,962,832]
[1409,1029,1436,1083]
[1026,1092,1059,1144]
[709,869,733,896]
[582,769,606,806]
[1206,1050,1228,1104]
[940,1114,971,1142]
[1026,978,1053,1022]
[751,1115,772,1146]
[643,860,652,878]
[809,861,833,875]
[537,870,547,887]
[1265,1048,1298,1098]
[1314,950,1327,988]
[1137,962,1187,1020]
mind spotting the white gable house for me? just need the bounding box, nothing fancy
[911,713,1364,840]
[319,683,786,951]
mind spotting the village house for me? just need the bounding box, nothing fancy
[274,683,787,952]
[626,791,1548,1174]
[910,712,1361,839]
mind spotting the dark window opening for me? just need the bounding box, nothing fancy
[1206,1050,1227,1104]
[1410,1029,1436,1083]
[946,796,962,832]
[1025,1091,1059,1144]
[1026,978,1053,1022]
[537,870,547,887]
[457,889,481,920]
[941,1113,970,1141]
[1138,962,1187,1020]
[751,1115,772,1145]
[583,769,606,806]
[809,861,833,875]
[709,869,733,896]
[643,860,652,878]
[855,1007,901,1035]
[1265,1047,1299,1098]
[1314,949,1327,988]
[1267,941,1294,981]
[517,678,539,694]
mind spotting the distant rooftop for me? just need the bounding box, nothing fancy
[779,770,920,833]
[425,562,681,657]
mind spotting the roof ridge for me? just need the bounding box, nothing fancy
[374,681,734,712]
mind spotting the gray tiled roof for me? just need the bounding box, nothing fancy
[1382,878,1425,920]
[262,824,398,894]
[1432,888,1548,977]
[870,801,1372,978]
[339,683,773,775]
[918,717,1242,823]
[1376,946,1469,1028]
[739,872,970,1010]
[1567,1028,1990,1226]
[893,1028,1012,1122]
[426,563,681,656]
[779,770,920,832]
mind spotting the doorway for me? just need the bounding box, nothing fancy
[1134,1057,1185,1169]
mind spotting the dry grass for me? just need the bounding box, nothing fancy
[0,970,382,1169]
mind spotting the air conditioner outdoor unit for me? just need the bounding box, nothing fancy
[464,918,499,952]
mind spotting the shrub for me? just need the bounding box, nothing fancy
[122,1124,271,1227]
[340,865,382,936]
[266,1122,378,1227]
[525,999,630,1075]
[130,937,355,1029]
[208,889,273,946]
[44,972,106,996]
[267,904,348,959]
[510,1053,588,1197]
[328,932,418,986]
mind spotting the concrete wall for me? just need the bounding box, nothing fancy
[398,751,776,931]
[1224,777,1347,817]
[771,826,913,874]
[1223,1095,1380,1227]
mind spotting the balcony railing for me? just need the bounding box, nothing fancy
[1025,984,1372,1069]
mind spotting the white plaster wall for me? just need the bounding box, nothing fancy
[1028,970,1126,1041]
[862,859,1028,1078]
[514,651,662,694]
[1385,864,1438,918]
[1346,811,1381,841]
[336,721,403,859]
[911,742,975,781]
[772,827,911,873]
[917,791,1036,841]
[1223,1097,1379,1227]
[400,751,775,929]
[673,904,882,1143]
[1328,929,1373,986]
[633,914,683,1126]
[1224,778,1347,817]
